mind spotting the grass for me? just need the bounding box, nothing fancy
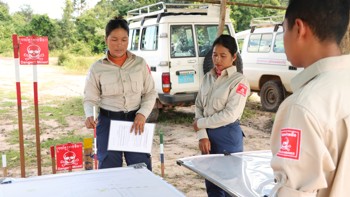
[58,53,102,74]
[41,135,91,149]
[1,95,89,171]
[40,96,84,126]
[157,108,194,125]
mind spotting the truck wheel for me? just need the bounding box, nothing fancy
[260,80,285,112]
[203,49,243,74]
[203,48,213,74]
[147,108,159,123]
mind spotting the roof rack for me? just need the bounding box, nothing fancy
[127,2,217,22]
[250,15,284,33]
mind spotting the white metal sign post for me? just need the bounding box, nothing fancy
[19,35,49,176]
[12,34,26,178]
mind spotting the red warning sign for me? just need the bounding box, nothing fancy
[56,143,83,171]
[19,36,49,65]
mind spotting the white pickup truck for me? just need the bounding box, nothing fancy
[239,17,302,112]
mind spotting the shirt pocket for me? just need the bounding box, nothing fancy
[100,73,121,96]
[212,97,226,112]
[129,72,142,93]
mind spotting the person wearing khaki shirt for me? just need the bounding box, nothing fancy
[83,17,156,170]
[270,0,350,196]
[193,35,250,197]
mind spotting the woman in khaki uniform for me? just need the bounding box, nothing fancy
[83,17,156,170]
[193,35,250,197]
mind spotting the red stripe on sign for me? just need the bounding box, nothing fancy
[236,83,247,97]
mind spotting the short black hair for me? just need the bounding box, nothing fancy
[212,34,238,56]
[105,16,129,37]
[285,0,349,44]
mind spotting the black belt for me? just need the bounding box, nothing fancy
[100,108,137,120]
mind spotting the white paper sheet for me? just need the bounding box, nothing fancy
[108,120,155,153]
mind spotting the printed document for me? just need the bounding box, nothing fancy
[108,120,155,153]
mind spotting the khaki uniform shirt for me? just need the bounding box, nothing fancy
[83,51,156,118]
[270,55,350,197]
[195,66,250,139]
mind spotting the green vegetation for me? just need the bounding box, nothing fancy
[40,96,85,125]
[0,0,287,57]
[0,95,90,169]
[157,108,194,125]
[58,53,101,74]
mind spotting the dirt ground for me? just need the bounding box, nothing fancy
[0,57,273,196]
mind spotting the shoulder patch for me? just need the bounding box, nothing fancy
[277,128,301,160]
[236,83,248,96]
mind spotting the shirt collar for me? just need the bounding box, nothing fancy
[291,54,350,91]
[103,50,136,64]
[210,66,237,77]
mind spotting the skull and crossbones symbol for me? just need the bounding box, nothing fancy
[61,151,79,167]
[26,44,42,59]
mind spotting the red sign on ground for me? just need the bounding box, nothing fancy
[56,143,83,171]
[19,36,49,65]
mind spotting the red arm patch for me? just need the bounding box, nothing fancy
[277,128,301,160]
[236,83,248,96]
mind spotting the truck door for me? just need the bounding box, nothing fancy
[169,25,199,95]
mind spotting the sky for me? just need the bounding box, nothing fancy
[2,0,99,19]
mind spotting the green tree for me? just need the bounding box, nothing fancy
[18,4,33,22]
[0,1,14,54]
[73,0,87,17]
[231,0,284,32]
[59,0,76,47]
[75,0,119,53]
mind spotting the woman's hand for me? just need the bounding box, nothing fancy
[192,119,200,131]
[131,113,146,135]
[199,138,211,154]
[85,116,97,129]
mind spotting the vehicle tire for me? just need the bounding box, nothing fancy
[203,48,214,74]
[260,80,285,112]
[203,49,243,74]
[147,108,159,123]
[235,53,243,74]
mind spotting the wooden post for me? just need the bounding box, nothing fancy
[50,146,56,174]
[2,155,7,177]
[83,138,93,170]
[217,0,227,37]
[32,39,42,175]
[12,34,26,178]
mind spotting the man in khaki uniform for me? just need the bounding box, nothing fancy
[270,0,350,196]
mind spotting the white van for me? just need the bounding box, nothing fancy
[127,2,237,121]
[240,16,302,112]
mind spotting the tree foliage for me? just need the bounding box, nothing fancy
[0,0,332,56]
[231,0,284,32]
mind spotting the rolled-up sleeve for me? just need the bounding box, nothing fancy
[270,104,335,196]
